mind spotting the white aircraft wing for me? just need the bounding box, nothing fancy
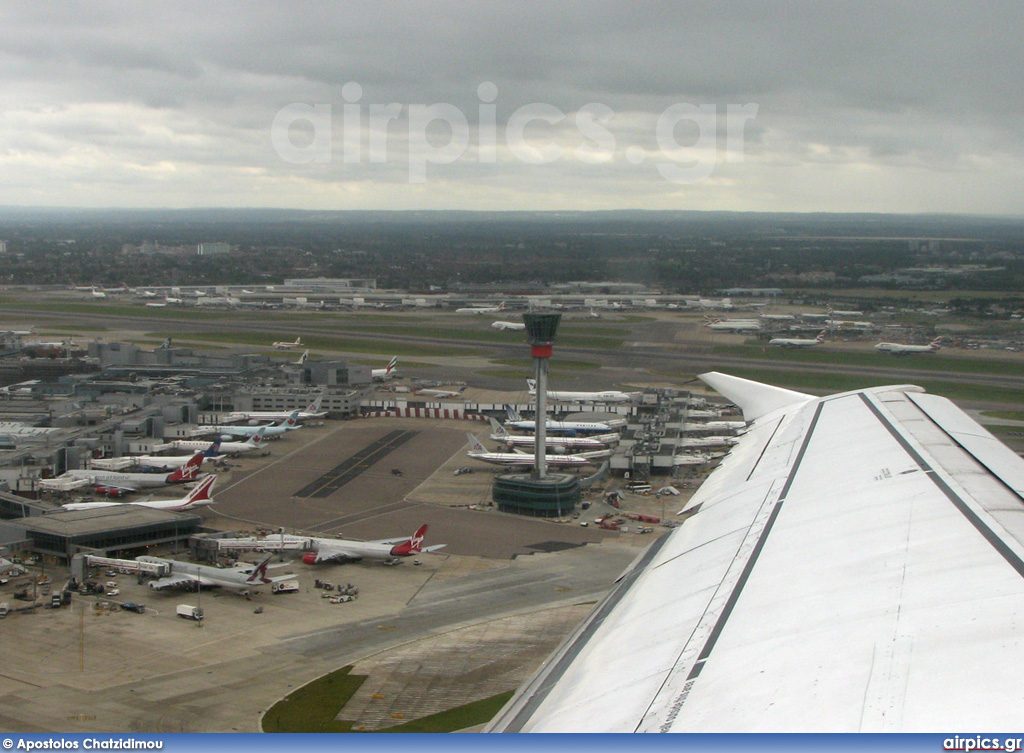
[311,544,365,563]
[147,574,198,590]
[488,372,1024,732]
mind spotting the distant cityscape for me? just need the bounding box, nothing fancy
[0,209,1023,297]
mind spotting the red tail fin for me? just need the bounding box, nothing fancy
[390,525,428,557]
[182,475,216,507]
[167,453,204,482]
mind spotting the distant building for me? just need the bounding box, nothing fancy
[197,242,232,255]
[282,277,377,292]
[0,241,7,254]
[719,288,783,297]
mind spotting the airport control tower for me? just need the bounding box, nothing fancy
[492,312,581,516]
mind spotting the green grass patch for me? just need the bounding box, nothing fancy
[36,325,107,332]
[712,343,1024,378]
[261,665,513,733]
[708,366,1024,405]
[262,666,365,733]
[368,691,514,733]
[490,358,600,371]
[981,411,1024,421]
[153,331,476,358]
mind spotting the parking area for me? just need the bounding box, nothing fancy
[206,417,610,559]
[0,413,668,732]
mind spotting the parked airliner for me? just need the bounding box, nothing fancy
[466,434,594,468]
[140,553,295,593]
[371,357,398,381]
[526,379,638,403]
[172,428,267,455]
[456,301,505,314]
[61,475,216,511]
[44,453,205,495]
[488,418,610,451]
[225,395,327,423]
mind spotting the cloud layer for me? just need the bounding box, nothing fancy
[1,1,1021,213]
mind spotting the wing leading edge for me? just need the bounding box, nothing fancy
[487,375,1024,732]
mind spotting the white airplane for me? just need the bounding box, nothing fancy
[456,301,505,314]
[491,320,526,332]
[90,287,107,299]
[488,418,610,451]
[293,349,309,365]
[759,313,796,321]
[703,316,761,332]
[416,387,465,398]
[465,434,595,468]
[130,445,223,471]
[681,420,747,432]
[676,435,740,448]
[672,452,713,466]
[60,475,217,512]
[225,395,327,423]
[197,412,300,439]
[875,337,943,355]
[504,405,623,434]
[768,330,827,349]
[487,372,1024,732]
[301,524,445,565]
[272,337,302,350]
[172,428,267,455]
[526,379,638,404]
[140,553,295,593]
[44,453,204,496]
[371,357,398,381]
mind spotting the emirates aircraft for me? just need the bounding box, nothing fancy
[371,357,399,380]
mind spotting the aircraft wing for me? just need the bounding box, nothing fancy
[147,574,198,590]
[488,373,1024,732]
[310,544,364,563]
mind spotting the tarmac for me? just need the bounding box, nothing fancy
[0,414,657,733]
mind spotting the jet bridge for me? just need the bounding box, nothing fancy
[81,555,170,577]
[214,535,313,552]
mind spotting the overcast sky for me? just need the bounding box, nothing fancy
[1,1,1022,214]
